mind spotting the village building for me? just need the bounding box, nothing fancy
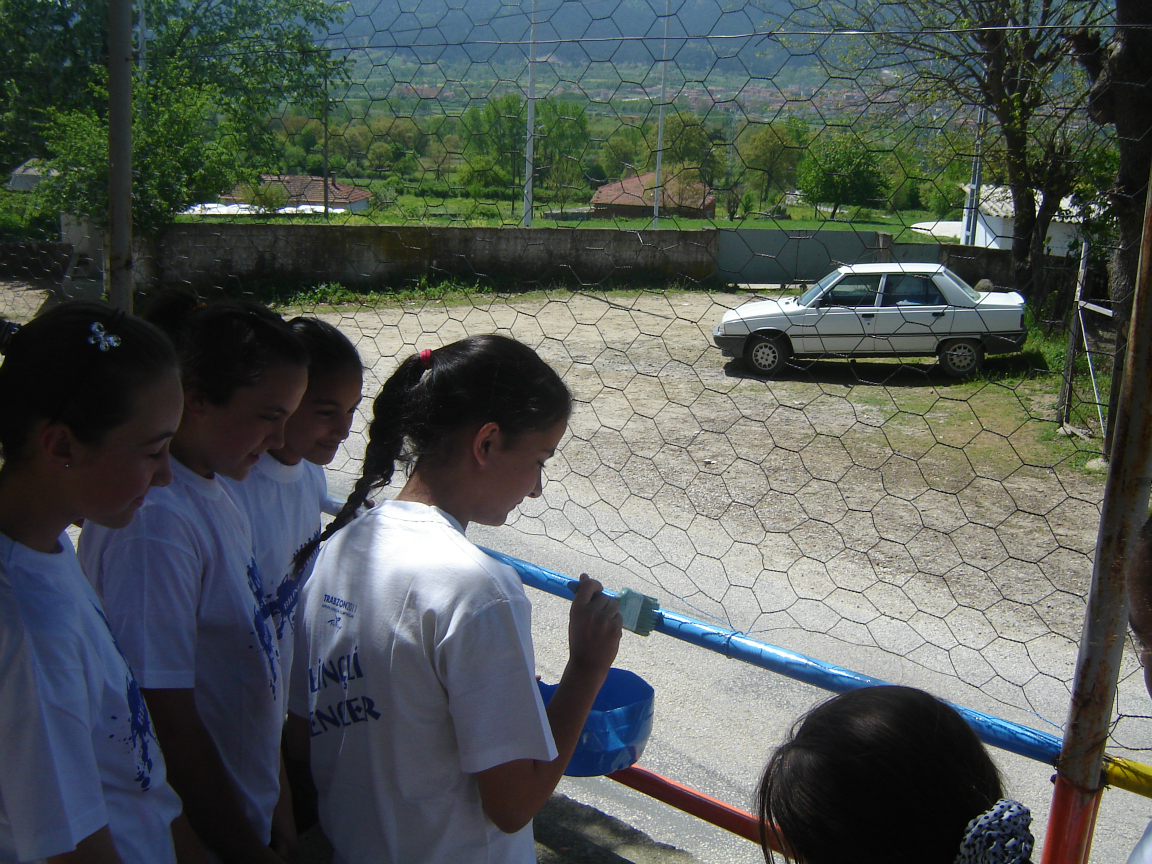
[590,170,715,219]
[220,174,372,213]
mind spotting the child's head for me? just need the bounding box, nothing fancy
[145,292,308,480]
[758,686,1020,864]
[0,301,183,529]
[296,334,570,567]
[271,317,363,466]
[363,333,570,507]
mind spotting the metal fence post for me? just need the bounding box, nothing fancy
[1059,242,1091,427]
[1040,162,1152,864]
[107,0,133,312]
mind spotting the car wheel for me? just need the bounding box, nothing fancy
[939,339,984,378]
[744,334,789,377]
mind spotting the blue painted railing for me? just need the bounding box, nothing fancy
[480,547,1063,766]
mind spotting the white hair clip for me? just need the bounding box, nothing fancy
[87,322,122,352]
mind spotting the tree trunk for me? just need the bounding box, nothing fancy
[1003,125,1038,299]
[1067,2,1152,454]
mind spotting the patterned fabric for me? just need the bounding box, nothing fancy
[955,799,1034,864]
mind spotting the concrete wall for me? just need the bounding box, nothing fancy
[158,224,718,292]
[715,229,889,284]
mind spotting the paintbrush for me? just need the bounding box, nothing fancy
[566,579,661,636]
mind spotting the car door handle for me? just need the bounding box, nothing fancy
[861,313,875,319]
[932,311,946,317]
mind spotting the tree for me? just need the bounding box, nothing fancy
[805,0,1109,300]
[459,95,526,197]
[797,133,886,219]
[599,127,648,180]
[1,0,346,215]
[739,122,804,208]
[536,98,591,188]
[656,111,724,186]
[35,68,241,237]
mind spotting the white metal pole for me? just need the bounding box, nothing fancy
[522,0,538,228]
[652,0,671,229]
[962,106,987,246]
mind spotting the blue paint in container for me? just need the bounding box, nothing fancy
[538,667,655,777]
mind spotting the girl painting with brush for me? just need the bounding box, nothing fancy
[286,334,623,864]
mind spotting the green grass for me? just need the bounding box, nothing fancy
[173,198,941,241]
[257,277,708,311]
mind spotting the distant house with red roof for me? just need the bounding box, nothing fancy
[589,170,715,219]
[222,174,372,213]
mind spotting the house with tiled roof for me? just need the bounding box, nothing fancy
[221,174,372,213]
[590,170,715,219]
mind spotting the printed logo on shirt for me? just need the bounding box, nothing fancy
[321,592,356,631]
[307,646,378,737]
[308,646,364,693]
[267,529,321,640]
[246,558,281,697]
[93,603,158,792]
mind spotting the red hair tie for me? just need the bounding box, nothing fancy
[419,348,433,369]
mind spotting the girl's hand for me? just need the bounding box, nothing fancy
[568,574,622,672]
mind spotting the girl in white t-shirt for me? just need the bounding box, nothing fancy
[286,334,622,864]
[223,318,362,831]
[79,294,309,864]
[0,302,196,864]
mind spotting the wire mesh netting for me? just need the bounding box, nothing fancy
[5,0,1152,857]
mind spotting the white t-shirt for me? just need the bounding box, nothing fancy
[1,531,181,864]
[79,458,284,843]
[224,454,326,699]
[1129,821,1152,864]
[288,500,557,864]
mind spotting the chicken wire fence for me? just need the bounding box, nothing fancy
[4,0,1151,846]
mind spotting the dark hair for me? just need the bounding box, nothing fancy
[757,686,1004,864]
[294,334,571,571]
[145,291,306,404]
[0,300,178,461]
[288,317,361,379]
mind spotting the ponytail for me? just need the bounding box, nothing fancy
[292,334,571,574]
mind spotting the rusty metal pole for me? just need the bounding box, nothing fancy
[107,0,133,312]
[1040,163,1152,864]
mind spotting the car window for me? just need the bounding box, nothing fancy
[940,269,982,302]
[799,271,841,306]
[821,275,881,308]
[880,275,946,307]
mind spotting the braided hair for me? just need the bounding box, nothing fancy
[293,333,571,574]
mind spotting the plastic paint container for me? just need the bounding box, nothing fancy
[538,667,655,777]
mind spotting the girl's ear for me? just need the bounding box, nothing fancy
[472,422,502,466]
[39,420,78,469]
[182,380,212,417]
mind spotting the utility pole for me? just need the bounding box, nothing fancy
[652,0,671,230]
[107,0,134,311]
[522,0,538,228]
[962,106,988,247]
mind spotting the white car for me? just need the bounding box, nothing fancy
[712,263,1027,378]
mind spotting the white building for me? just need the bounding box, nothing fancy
[961,185,1081,256]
